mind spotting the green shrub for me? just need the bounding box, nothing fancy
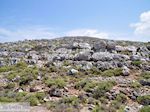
[131,60,142,66]
[15,92,27,102]
[115,93,127,103]
[102,68,123,77]
[46,101,56,110]
[102,69,114,77]
[19,67,39,85]
[92,105,104,112]
[130,81,141,89]
[137,95,150,105]
[5,82,15,89]
[49,66,58,72]
[113,68,123,76]
[15,62,27,69]
[35,92,45,103]
[0,97,16,102]
[83,81,97,92]
[139,106,150,112]
[19,75,33,86]
[110,100,122,110]
[93,81,116,99]
[89,67,102,76]
[6,72,17,80]
[60,96,79,106]
[75,79,89,89]
[74,79,97,92]
[140,72,150,79]
[45,78,66,88]
[26,95,39,106]
[0,66,13,73]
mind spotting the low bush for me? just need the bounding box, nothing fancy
[137,95,150,105]
[0,97,16,102]
[140,72,150,79]
[115,93,127,103]
[5,82,15,89]
[102,68,123,77]
[93,81,116,99]
[75,79,97,92]
[45,78,66,88]
[60,96,79,107]
[131,60,142,66]
[139,106,150,112]
[130,81,141,89]
[6,72,17,80]
[35,92,46,103]
[89,67,102,76]
[0,66,13,73]
[15,92,27,102]
[25,94,39,106]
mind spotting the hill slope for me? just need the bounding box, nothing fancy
[0,37,150,112]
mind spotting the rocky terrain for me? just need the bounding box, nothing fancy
[0,36,150,112]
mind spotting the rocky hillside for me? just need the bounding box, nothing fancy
[0,37,150,112]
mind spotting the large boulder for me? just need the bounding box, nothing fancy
[92,41,107,52]
[92,52,114,61]
[68,69,79,75]
[138,46,150,57]
[122,66,130,76]
[113,54,130,61]
[92,52,129,62]
[130,55,141,61]
[74,50,93,61]
[71,42,91,49]
[96,61,114,71]
[106,41,116,52]
[125,46,137,53]
[0,60,6,67]
[115,45,126,52]
[49,88,63,97]
[139,79,150,86]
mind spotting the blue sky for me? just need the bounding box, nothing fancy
[0,0,150,42]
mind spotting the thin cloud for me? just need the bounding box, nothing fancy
[130,10,150,37]
[0,27,58,42]
[65,29,109,39]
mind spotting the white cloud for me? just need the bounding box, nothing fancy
[131,10,150,37]
[0,27,58,42]
[66,29,109,39]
